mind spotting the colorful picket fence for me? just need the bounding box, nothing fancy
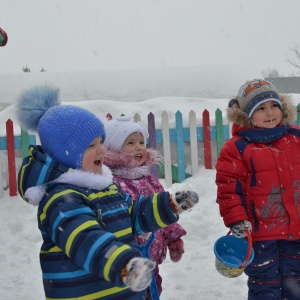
[3,104,300,196]
[132,109,229,187]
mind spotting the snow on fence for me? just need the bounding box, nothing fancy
[4,105,299,197]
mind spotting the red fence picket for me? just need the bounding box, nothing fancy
[6,119,17,196]
[202,109,212,169]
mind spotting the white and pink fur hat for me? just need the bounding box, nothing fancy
[104,116,149,151]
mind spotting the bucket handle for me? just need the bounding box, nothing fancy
[227,229,252,269]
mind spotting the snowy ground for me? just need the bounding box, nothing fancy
[0,171,249,300]
[1,68,300,299]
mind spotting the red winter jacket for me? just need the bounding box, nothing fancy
[216,123,300,242]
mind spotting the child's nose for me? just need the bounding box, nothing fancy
[96,145,104,153]
[266,108,273,115]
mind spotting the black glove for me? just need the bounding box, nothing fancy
[230,220,252,238]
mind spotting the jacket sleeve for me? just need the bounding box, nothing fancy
[38,189,137,287]
[161,222,187,245]
[215,139,249,227]
[130,191,179,235]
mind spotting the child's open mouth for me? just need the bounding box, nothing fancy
[94,160,102,166]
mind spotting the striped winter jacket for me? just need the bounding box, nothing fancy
[18,145,179,300]
[216,123,300,242]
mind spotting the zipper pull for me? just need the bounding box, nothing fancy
[97,209,106,228]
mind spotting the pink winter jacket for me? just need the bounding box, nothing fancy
[104,149,187,264]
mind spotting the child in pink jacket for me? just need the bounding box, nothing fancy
[104,116,187,300]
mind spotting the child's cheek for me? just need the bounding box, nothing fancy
[82,151,95,171]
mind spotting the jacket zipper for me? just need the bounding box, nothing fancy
[97,209,106,228]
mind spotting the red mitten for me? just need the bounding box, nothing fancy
[168,238,184,262]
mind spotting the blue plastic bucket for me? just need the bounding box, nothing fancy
[214,231,254,278]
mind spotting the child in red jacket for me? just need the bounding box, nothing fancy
[104,116,187,300]
[216,79,300,300]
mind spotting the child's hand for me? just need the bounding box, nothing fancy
[170,191,199,214]
[121,257,156,292]
[230,220,252,238]
[168,238,185,262]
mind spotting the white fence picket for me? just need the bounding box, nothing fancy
[189,110,199,175]
[161,111,172,188]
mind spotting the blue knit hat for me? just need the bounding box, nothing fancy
[16,85,106,169]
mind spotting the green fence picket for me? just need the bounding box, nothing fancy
[215,108,224,157]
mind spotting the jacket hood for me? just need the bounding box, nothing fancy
[104,148,161,169]
[227,93,297,127]
[18,145,113,206]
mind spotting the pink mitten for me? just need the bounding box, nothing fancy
[168,238,184,262]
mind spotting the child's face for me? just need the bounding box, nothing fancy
[121,132,147,166]
[251,101,283,128]
[82,136,106,174]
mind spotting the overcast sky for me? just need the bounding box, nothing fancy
[1,0,300,75]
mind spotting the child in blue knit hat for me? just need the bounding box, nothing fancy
[16,85,199,300]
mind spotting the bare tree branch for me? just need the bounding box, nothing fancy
[287,44,300,69]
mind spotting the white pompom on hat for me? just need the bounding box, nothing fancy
[104,116,149,151]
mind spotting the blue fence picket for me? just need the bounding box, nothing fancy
[175,111,186,182]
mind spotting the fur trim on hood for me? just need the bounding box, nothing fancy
[227,94,297,127]
[24,165,113,206]
[104,148,161,169]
